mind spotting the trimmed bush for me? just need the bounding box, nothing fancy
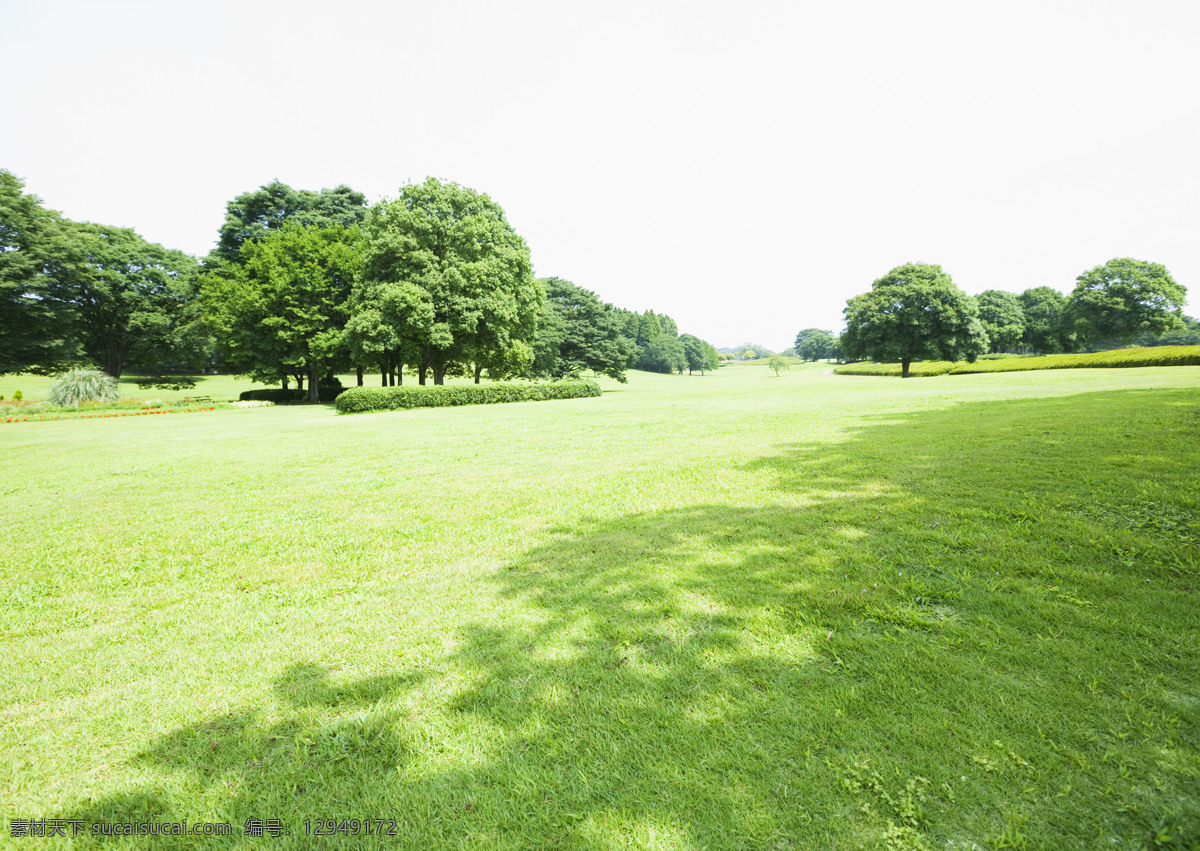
[335,380,602,414]
[239,379,344,403]
[12,390,21,400]
[50,369,120,407]
[834,346,1200,377]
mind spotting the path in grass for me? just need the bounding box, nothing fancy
[1,364,1198,848]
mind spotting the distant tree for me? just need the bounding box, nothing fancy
[203,223,362,401]
[976,290,1026,353]
[637,333,687,374]
[657,314,679,337]
[1017,286,1072,353]
[1068,258,1186,347]
[359,178,537,385]
[768,354,789,375]
[534,277,635,382]
[841,263,988,377]
[736,342,772,360]
[636,311,662,349]
[214,181,367,263]
[797,329,836,361]
[679,333,719,374]
[793,328,827,356]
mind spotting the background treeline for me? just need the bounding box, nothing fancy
[793,265,1196,370]
[1,172,719,400]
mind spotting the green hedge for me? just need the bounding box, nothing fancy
[239,384,345,403]
[834,346,1200,377]
[335,380,602,414]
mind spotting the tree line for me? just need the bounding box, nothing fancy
[1,172,719,400]
[794,261,1193,377]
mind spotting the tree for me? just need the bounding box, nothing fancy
[214,181,367,263]
[0,171,79,374]
[841,263,988,377]
[1017,286,1072,354]
[736,342,772,360]
[768,354,789,375]
[976,290,1026,353]
[359,178,537,385]
[56,222,201,378]
[636,311,662,349]
[1068,258,1186,347]
[637,333,687,374]
[534,277,636,382]
[797,329,836,362]
[679,333,719,374]
[203,223,362,401]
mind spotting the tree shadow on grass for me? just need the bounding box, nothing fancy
[53,389,1199,848]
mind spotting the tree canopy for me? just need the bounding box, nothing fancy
[533,277,636,382]
[1067,258,1186,347]
[841,263,988,377]
[358,178,537,385]
[203,223,362,401]
[976,290,1026,353]
[214,181,367,263]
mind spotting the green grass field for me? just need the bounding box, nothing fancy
[2,363,1198,849]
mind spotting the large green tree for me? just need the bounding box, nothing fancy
[637,333,687,374]
[359,178,537,385]
[796,329,837,362]
[0,171,79,374]
[203,223,362,401]
[1017,286,1072,354]
[56,222,201,378]
[841,263,988,377]
[1068,258,1186,347]
[534,277,636,382]
[976,289,1026,353]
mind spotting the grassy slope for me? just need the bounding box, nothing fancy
[1,363,1198,849]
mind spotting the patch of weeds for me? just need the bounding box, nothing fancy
[840,760,931,849]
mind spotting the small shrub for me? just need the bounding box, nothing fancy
[12,390,20,400]
[335,380,602,414]
[50,369,120,407]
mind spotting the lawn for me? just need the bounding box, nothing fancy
[2,363,1198,848]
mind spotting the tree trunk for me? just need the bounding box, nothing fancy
[281,376,288,391]
[474,363,484,384]
[307,364,320,403]
[433,364,446,385]
[901,358,911,378]
[356,366,363,387]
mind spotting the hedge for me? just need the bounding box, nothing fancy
[834,346,1200,377]
[239,384,345,403]
[334,380,602,414]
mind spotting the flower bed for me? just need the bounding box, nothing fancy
[2,406,218,423]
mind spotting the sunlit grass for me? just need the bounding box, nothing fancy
[2,363,1198,848]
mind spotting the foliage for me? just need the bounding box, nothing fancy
[358,178,538,385]
[833,345,1200,376]
[841,263,989,377]
[48,368,120,407]
[637,333,688,374]
[135,376,197,391]
[797,329,838,361]
[12,390,21,400]
[239,382,346,404]
[768,354,789,375]
[214,181,367,263]
[335,379,601,413]
[976,290,1026,353]
[1018,286,1073,354]
[203,224,363,402]
[0,171,80,374]
[678,333,719,374]
[1068,258,1186,347]
[532,278,636,382]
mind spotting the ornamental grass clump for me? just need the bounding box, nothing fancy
[49,369,120,408]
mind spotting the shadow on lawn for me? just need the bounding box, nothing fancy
[56,389,1199,848]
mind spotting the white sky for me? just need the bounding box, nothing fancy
[3,0,1197,351]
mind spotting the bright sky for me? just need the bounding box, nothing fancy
[3,0,1197,351]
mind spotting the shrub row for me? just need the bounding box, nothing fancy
[334,380,602,414]
[834,346,1200,377]
[239,384,345,403]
